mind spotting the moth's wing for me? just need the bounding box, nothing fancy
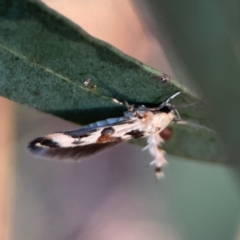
[29,138,121,160]
[28,116,143,160]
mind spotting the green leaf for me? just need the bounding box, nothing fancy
[0,0,224,163]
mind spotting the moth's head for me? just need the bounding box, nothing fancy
[158,92,181,120]
[159,103,174,113]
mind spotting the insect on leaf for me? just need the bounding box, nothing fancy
[0,0,225,163]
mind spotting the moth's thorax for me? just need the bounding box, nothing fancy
[152,111,175,131]
[134,107,175,134]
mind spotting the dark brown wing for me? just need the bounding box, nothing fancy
[28,137,122,160]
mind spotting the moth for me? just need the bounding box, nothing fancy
[28,92,182,179]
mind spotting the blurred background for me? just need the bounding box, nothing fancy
[1,0,240,239]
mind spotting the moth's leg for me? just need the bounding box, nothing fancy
[143,133,168,179]
[125,101,135,112]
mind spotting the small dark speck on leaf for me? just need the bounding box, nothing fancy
[155,73,170,83]
[33,91,40,96]
[90,85,97,90]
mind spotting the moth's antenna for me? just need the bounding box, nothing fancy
[165,91,181,120]
[166,91,181,103]
[159,91,181,109]
[177,101,200,109]
[176,120,215,132]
